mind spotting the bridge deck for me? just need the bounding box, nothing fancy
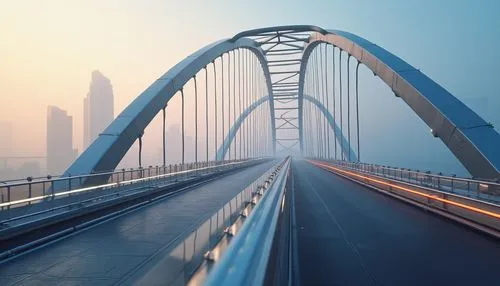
[292,160,499,286]
[0,161,277,286]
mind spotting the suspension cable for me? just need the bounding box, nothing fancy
[319,44,324,158]
[332,45,337,160]
[246,50,250,159]
[193,75,198,164]
[162,106,166,166]
[228,52,231,160]
[252,56,256,158]
[238,49,242,159]
[320,44,327,159]
[315,50,322,158]
[339,50,343,160]
[325,43,330,160]
[138,134,143,169]
[347,54,351,162]
[232,50,236,160]
[249,54,253,158]
[205,67,209,163]
[213,61,217,162]
[355,61,361,162]
[221,55,225,161]
[181,88,185,164]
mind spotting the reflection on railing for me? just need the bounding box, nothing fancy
[133,159,285,286]
[324,160,500,204]
[204,157,291,286]
[0,159,258,210]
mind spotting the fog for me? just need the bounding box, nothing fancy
[1,1,499,180]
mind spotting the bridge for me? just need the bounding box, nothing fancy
[1,26,499,286]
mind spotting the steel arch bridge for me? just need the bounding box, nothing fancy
[65,25,500,184]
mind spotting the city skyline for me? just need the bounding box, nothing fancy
[1,1,500,179]
[46,105,75,175]
[83,70,114,149]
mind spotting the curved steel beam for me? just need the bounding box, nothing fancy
[65,38,275,185]
[216,93,355,161]
[230,25,327,42]
[303,94,356,161]
[63,25,500,183]
[216,96,269,160]
[300,31,500,179]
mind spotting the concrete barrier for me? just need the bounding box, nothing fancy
[310,160,500,238]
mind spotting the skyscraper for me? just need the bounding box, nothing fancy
[47,106,75,175]
[83,70,114,149]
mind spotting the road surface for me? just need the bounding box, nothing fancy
[0,160,277,286]
[292,159,500,286]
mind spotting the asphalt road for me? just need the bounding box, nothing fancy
[292,159,500,286]
[0,160,277,286]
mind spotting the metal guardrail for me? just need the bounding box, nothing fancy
[0,159,260,210]
[324,160,500,204]
[0,163,200,185]
[204,157,291,286]
[128,159,287,286]
[310,160,500,237]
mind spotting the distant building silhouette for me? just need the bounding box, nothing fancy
[47,106,76,175]
[83,70,114,149]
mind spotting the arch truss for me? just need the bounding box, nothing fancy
[65,25,500,183]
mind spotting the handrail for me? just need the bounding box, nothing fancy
[0,159,265,209]
[131,159,286,286]
[310,160,500,236]
[321,159,500,204]
[204,157,291,286]
[352,162,500,185]
[321,159,500,185]
[0,160,245,188]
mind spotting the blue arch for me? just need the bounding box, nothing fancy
[64,25,500,182]
[216,94,355,161]
[64,38,275,185]
[216,96,269,160]
[303,94,356,161]
[298,28,500,179]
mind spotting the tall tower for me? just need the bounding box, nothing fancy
[47,106,74,175]
[83,70,114,150]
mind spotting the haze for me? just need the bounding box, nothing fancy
[1,0,499,179]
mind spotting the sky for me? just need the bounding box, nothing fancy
[0,0,499,176]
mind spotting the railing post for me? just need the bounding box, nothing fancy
[50,180,54,199]
[451,175,455,193]
[7,186,11,209]
[26,177,33,205]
